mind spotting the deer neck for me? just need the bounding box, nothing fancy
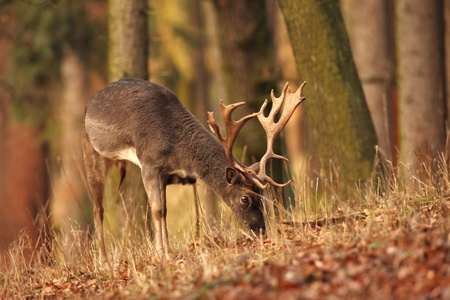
[182,125,233,200]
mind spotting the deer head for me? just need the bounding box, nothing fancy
[207,82,307,232]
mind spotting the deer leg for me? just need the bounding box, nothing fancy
[159,174,170,256]
[141,167,170,259]
[82,130,113,266]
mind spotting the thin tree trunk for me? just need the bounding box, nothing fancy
[278,0,377,194]
[396,0,446,181]
[341,0,393,162]
[108,0,148,82]
[444,0,450,152]
[204,1,227,103]
[52,47,89,233]
[190,0,217,223]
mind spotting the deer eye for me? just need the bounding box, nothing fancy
[240,196,250,205]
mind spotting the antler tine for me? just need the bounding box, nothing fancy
[256,81,307,188]
[207,111,224,142]
[208,100,260,173]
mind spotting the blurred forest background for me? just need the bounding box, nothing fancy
[0,0,448,255]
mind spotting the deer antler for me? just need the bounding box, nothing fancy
[255,81,307,188]
[208,81,306,189]
[207,100,260,176]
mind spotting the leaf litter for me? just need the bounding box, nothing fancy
[1,197,449,299]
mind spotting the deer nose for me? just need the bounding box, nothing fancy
[250,224,266,237]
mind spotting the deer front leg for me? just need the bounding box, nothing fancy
[142,167,170,259]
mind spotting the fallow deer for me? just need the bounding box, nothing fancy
[82,78,306,260]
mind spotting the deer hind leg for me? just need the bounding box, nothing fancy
[82,130,114,265]
[141,166,170,259]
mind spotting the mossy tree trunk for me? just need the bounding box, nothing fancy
[278,0,377,194]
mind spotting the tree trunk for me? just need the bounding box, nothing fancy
[108,0,148,82]
[396,0,446,181]
[190,0,217,223]
[51,47,89,233]
[0,125,49,252]
[0,85,9,199]
[278,0,377,194]
[215,0,273,158]
[215,0,267,103]
[204,1,227,103]
[341,0,393,162]
[444,0,450,159]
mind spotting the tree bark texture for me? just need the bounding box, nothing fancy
[108,0,148,82]
[396,0,446,176]
[278,0,377,191]
[341,0,393,162]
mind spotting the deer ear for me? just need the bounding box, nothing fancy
[249,162,260,173]
[226,167,242,185]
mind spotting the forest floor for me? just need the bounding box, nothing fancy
[1,174,450,299]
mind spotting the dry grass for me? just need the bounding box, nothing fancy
[1,158,450,299]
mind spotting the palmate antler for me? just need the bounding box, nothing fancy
[256,81,307,188]
[208,82,307,189]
